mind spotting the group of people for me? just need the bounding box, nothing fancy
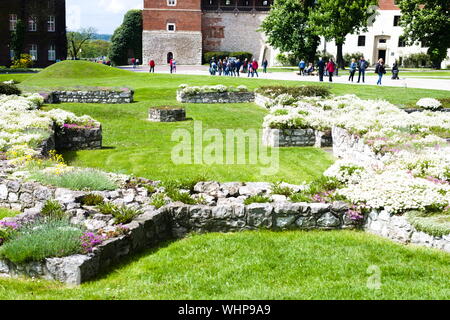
[300,56,401,85]
[209,57,269,78]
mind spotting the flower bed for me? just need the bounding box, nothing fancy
[176,84,254,104]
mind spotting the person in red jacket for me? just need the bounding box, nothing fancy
[251,59,259,78]
[149,59,155,73]
[326,58,336,82]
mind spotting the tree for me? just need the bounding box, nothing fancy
[67,28,96,60]
[80,40,112,59]
[260,0,320,63]
[398,0,450,69]
[309,0,378,69]
[10,19,26,60]
[109,10,142,66]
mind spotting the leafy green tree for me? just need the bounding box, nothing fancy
[80,40,112,59]
[109,9,143,66]
[309,0,377,69]
[398,0,450,69]
[261,0,320,63]
[67,28,96,60]
[10,19,26,60]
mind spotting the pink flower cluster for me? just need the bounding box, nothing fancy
[80,232,105,253]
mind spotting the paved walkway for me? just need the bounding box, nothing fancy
[120,65,450,91]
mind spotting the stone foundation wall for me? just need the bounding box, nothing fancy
[55,126,102,151]
[254,93,275,109]
[49,90,134,104]
[149,108,186,122]
[365,210,450,253]
[177,91,255,104]
[263,128,332,148]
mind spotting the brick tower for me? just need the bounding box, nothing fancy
[143,0,203,65]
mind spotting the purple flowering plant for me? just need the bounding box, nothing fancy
[80,232,105,253]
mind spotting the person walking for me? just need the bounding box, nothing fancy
[348,58,357,82]
[262,59,268,73]
[235,59,242,77]
[317,57,325,82]
[172,60,177,73]
[252,59,259,78]
[298,59,306,76]
[326,58,336,82]
[357,57,368,83]
[131,57,136,69]
[149,59,155,73]
[375,58,386,85]
[392,60,400,80]
[169,58,174,74]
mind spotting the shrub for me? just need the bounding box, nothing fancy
[275,53,298,66]
[41,200,66,219]
[401,53,432,68]
[97,202,116,215]
[166,188,197,205]
[0,208,21,220]
[256,85,331,98]
[97,202,141,224]
[230,52,253,61]
[290,192,312,203]
[80,194,104,206]
[111,206,142,225]
[406,211,450,237]
[150,193,168,209]
[0,83,22,95]
[244,195,272,205]
[11,54,34,69]
[203,51,229,63]
[30,168,118,191]
[0,218,84,263]
[271,182,294,197]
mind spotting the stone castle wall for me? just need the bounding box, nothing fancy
[176,90,255,104]
[143,30,203,65]
[202,12,274,63]
[48,90,133,104]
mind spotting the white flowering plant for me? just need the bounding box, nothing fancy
[178,84,249,96]
[416,98,442,111]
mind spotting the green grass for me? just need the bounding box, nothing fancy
[0,208,21,220]
[2,61,447,184]
[0,230,448,299]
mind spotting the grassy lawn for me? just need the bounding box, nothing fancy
[0,61,448,183]
[0,230,448,300]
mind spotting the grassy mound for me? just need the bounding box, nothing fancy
[23,60,131,82]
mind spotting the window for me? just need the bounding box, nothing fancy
[9,14,18,31]
[10,50,15,60]
[167,0,176,5]
[28,16,37,31]
[357,36,366,47]
[398,37,406,47]
[421,40,428,48]
[379,39,387,44]
[48,45,56,61]
[167,23,176,32]
[48,16,55,32]
[30,44,38,60]
[393,16,401,26]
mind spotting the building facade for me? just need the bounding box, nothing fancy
[143,0,450,68]
[0,0,67,68]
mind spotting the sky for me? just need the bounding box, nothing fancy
[66,0,143,34]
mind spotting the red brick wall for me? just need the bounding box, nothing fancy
[143,0,202,32]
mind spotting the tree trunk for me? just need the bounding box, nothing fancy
[336,42,344,70]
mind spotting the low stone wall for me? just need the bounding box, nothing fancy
[0,210,171,285]
[254,93,274,109]
[47,90,134,104]
[167,201,360,238]
[55,126,102,151]
[177,91,255,104]
[365,210,450,253]
[332,126,381,163]
[149,108,186,122]
[263,128,332,148]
